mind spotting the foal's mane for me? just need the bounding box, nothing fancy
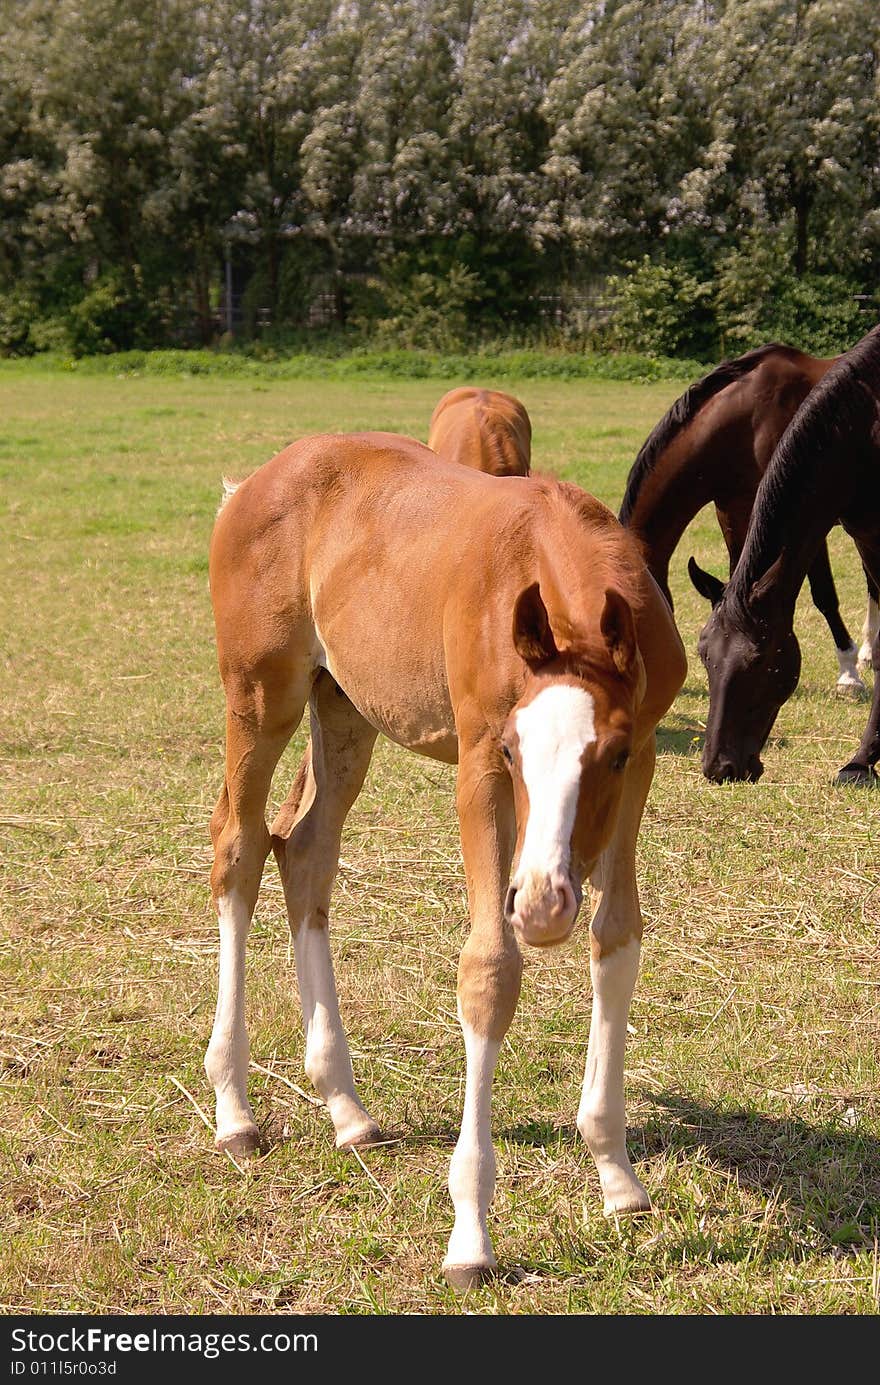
[618,343,794,525]
[546,479,647,602]
[728,323,880,617]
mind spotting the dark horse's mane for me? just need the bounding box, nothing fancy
[618,343,795,525]
[729,323,880,619]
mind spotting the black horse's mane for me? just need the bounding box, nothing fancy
[729,323,880,617]
[618,343,796,525]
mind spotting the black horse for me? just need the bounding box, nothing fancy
[619,342,866,694]
[688,322,880,786]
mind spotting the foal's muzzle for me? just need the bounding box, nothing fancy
[504,871,581,947]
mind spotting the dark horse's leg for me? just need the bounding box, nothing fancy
[836,547,880,784]
[858,568,879,670]
[715,498,751,579]
[806,542,865,696]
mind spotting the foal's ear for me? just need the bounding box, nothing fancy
[513,582,559,666]
[688,556,726,608]
[600,587,637,677]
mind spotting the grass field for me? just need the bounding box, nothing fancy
[2,362,879,1315]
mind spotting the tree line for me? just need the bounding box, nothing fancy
[1,0,878,357]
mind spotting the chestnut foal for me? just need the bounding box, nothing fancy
[427,386,531,476]
[206,432,685,1286]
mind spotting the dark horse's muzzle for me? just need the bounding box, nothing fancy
[702,751,764,784]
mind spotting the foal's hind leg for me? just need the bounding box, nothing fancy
[271,672,381,1149]
[206,670,309,1156]
[577,738,655,1214]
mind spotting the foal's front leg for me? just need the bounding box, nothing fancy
[577,739,655,1214]
[443,744,520,1289]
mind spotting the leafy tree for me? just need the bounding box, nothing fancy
[672,0,880,277]
[541,1,710,270]
[1,0,878,353]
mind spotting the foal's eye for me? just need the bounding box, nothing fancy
[611,749,630,772]
[501,743,513,764]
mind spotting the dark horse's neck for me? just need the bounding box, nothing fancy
[619,344,816,591]
[724,331,880,630]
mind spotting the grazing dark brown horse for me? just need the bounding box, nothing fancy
[428,386,532,476]
[688,323,880,785]
[206,432,685,1284]
[619,344,868,695]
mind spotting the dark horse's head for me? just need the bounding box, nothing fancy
[688,556,801,783]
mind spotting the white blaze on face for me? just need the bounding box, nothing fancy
[513,683,596,886]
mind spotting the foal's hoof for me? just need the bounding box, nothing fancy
[834,763,878,787]
[336,1118,385,1151]
[216,1124,264,1159]
[603,1191,653,1216]
[835,679,867,700]
[442,1261,497,1292]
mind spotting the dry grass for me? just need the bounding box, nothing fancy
[1,364,878,1314]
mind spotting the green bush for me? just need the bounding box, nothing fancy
[28,315,74,354]
[16,344,706,382]
[764,275,869,356]
[238,242,339,334]
[63,270,164,356]
[714,243,870,354]
[606,257,717,358]
[0,289,39,356]
[357,261,483,350]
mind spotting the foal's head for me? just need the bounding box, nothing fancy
[689,557,801,783]
[500,582,641,948]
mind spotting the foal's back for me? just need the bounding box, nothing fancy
[212,430,596,656]
[428,387,532,477]
[210,431,681,759]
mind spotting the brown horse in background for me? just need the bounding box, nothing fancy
[619,343,871,695]
[428,386,531,477]
[205,432,685,1285]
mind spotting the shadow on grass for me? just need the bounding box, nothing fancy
[656,701,705,757]
[656,724,702,757]
[655,717,792,759]
[421,1096,879,1241]
[338,1097,879,1292]
[492,1096,879,1284]
[634,1091,880,1250]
